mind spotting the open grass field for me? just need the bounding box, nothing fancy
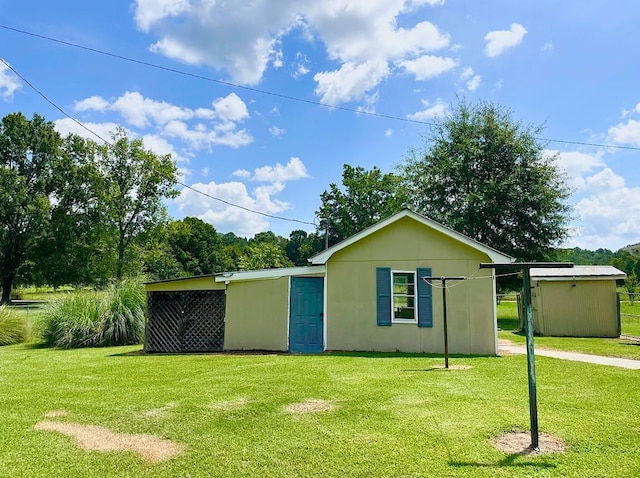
[497,302,640,360]
[1,344,639,477]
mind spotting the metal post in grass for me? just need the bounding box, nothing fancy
[421,275,466,369]
[480,261,573,450]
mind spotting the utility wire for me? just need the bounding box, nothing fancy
[0,24,435,127]
[178,182,315,226]
[0,57,317,227]
[3,23,640,152]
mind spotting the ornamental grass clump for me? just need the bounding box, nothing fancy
[0,306,27,346]
[40,292,104,348]
[40,278,146,349]
[99,278,146,346]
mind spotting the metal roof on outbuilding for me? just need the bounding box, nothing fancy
[530,265,626,281]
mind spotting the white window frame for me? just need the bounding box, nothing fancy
[391,270,418,324]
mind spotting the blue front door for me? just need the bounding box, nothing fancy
[289,277,324,353]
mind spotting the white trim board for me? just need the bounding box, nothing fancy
[215,265,326,283]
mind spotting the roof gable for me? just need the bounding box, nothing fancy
[309,209,514,265]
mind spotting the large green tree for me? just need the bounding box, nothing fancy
[316,164,407,246]
[285,229,324,266]
[95,128,179,279]
[0,113,79,303]
[25,134,111,288]
[400,100,572,260]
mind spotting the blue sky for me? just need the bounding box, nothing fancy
[1,1,639,251]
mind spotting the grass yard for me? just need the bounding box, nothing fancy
[497,302,640,360]
[1,345,639,477]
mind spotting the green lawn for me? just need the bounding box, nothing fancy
[497,302,640,360]
[1,345,639,477]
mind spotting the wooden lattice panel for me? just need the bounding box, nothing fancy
[145,290,225,353]
[183,290,225,352]
[145,291,183,353]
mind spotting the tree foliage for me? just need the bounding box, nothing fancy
[95,128,178,279]
[286,230,324,266]
[0,113,70,303]
[316,164,407,246]
[400,100,572,260]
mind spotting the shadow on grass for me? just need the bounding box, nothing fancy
[497,318,520,331]
[449,453,557,469]
[22,341,50,350]
[401,366,472,372]
[107,350,498,359]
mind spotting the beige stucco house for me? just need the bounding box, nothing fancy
[145,210,514,355]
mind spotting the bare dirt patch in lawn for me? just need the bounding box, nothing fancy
[284,399,336,414]
[34,420,183,463]
[494,431,565,455]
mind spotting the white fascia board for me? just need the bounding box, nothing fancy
[531,265,626,281]
[214,265,326,283]
[309,209,514,265]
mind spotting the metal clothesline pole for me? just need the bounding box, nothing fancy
[480,261,573,450]
[421,275,466,369]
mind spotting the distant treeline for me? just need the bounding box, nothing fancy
[552,247,640,278]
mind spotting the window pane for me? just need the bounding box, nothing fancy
[392,272,416,321]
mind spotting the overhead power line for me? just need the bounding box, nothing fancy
[0,24,433,127]
[0,57,316,227]
[2,23,640,152]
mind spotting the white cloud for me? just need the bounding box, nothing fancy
[133,0,452,104]
[314,60,389,105]
[584,167,625,194]
[175,180,290,237]
[407,0,445,6]
[0,61,21,101]
[141,133,189,164]
[293,52,310,79]
[466,74,482,91]
[407,98,448,121]
[269,126,286,137]
[134,0,191,31]
[551,148,640,250]
[385,129,393,137]
[162,119,253,149]
[232,169,251,179]
[111,91,194,127]
[460,66,474,80]
[608,119,640,146]
[397,55,457,81]
[548,149,605,192]
[74,96,109,112]
[53,118,122,143]
[243,157,310,182]
[71,91,253,150]
[211,92,249,123]
[572,181,640,250]
[541,41,554,53]
[484,23,527,57]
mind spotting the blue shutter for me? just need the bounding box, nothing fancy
[417,267,433,327]
[376,267,392,326]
